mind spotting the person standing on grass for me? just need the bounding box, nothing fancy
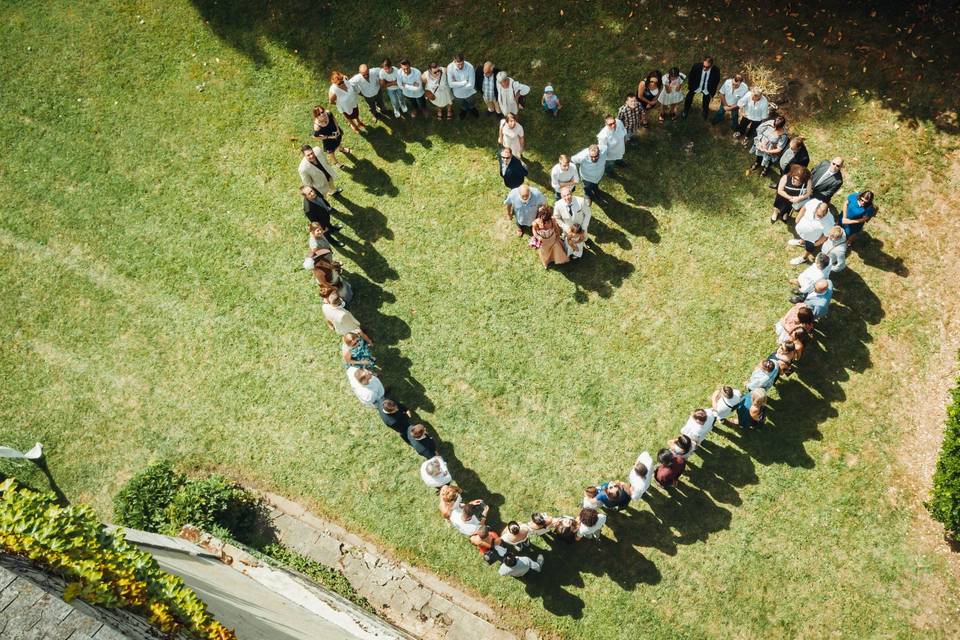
[745,358,779,392]
[597,115,627,171]
[439,485,462,518]
[498,112,525,160]
[596,480,632,511]
[637,71,661,126]
[301,185,344,246]
[532,204,569,268]
[378,398,412,437]
[731,388,768,429]
[775,303,815,344]
[772,136,810,187]
[498,146,527,189]
[564,223,587,259]
[803,279,834,320]
[398,59,428,119]
[451,500,489,536]
[542,84,561,116]
[617,93,643,141]
[683,55,720,120]
[658,67,686,121]
[748,116,788,178]
[322,291,369,337]
[789,199,835,266]
[570,143,607,204]
[311,105,349,166]
[575,508,607,541]
[498,552,545,578]
[447,53,479,119]
[299,144,340,197]
[328,71,366,133]
[553,186,591,235]
[341,332,375,370]
[628,451,655,500]
[840,190,878,242]
[504,183,545,236]
[770,164,811,224]
[790,252,832,296]
[406,424,437,459]
[470,526,506,557]
[379,58,405,118]
[500,521,532,552]
[735,88,769,144]
[347,367,384,408]
[421,456,453,489]
[654,448,686,488]
[820,226,848,273]
[475,61,501,116]
[712,73,747,129]
[680,408,718,454]
[527,512,557,537]
[496,71,530,117]
[711,385,743,421]
[550,154,579,200]
[809,157,844,203]
[349,63,385,122]
[423,62,454,120]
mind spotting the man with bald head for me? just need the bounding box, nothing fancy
[810,156,844,203]
[350,63,385,122]
[503,183,545,236]
[803,279,834,319]
[475,61,501,116]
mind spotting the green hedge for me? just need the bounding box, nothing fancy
[113,462,269,546]
[929,381,960,538]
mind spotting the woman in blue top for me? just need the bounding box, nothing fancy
[341,332,376,370]
[734,388,768,429]
[840,190,878,240]
[596,481,631,511]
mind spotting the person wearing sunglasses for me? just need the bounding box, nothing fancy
[809,156,844,203]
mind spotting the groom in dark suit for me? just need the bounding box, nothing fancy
[683,56,721,120]
[498,147,528,189]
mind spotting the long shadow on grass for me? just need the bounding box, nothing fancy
[435,441,505,525]
[557,241,636,303]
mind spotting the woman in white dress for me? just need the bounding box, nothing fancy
[423,62,453,120]
[658,66,686,121]
[328,70,365,133]
[498,112,525,160]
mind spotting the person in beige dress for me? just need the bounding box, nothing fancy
[531,205,569,268]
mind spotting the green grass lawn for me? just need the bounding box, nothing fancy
[2,1,960,638]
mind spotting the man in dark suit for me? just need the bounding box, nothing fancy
[809,157,844,203]
[682,56,721,120]
[769,137,810,188]
[499,147,527,189]
[300,185,344,247]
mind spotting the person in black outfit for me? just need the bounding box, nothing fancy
[682,56,721,120]
[300,185,344,247]
[378,398,412,437]
[407,424,438,459]
[499,147,527,189]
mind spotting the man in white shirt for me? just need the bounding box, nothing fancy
[735,88,769,143]
[711,385,743,420]
[789,199,835,265]
[680,408,718,453]
[347,367,384,408]
[349,64,385,122]
[550,154,580,199]
[553,187,591,234]
[791,252,831,294]
[504,184,545,236]
[495,71,530,116]
[498,553,544,578]
[628,451,654,500]
[597,116,627,169]
[712,73,748,130]
[451,501,488,536]
[446,53,479,119]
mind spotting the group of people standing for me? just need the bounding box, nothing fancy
[292,49,882,580]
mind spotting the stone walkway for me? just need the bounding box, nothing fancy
[264,492,528,640]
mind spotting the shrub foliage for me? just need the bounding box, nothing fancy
[0,478,236,640]
[930,382,960,538]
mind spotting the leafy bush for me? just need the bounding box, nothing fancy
[113,461,269,546]
[929,381,960,538]
[113,461,186,532]
[0,478,236,640]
